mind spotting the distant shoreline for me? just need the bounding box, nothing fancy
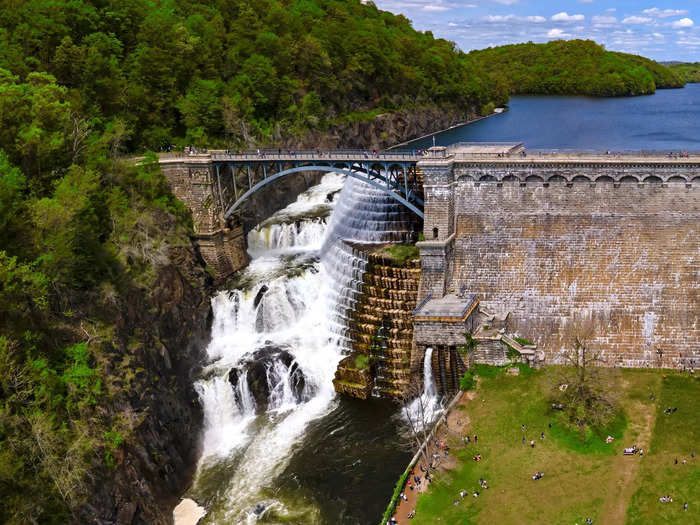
[388,108,507,150]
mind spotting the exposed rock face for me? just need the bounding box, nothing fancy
[77,244,213,525]
[228,346,309,412]
[293,105,476,151]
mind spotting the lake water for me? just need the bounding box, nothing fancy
[409,83,700,152]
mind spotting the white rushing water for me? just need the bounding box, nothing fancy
[402,347,443,430]
[188,172,419,524]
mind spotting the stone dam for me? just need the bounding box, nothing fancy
[418,144,699,372]
[161,144,700,400]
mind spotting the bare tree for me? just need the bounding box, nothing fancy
[397,376,433,469]
[70,113,91,164]
[553,316,618,435]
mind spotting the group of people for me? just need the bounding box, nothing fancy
[522,422,549,448]
[531,471,545,480]
[667,151,692,158]
[184,145,207,155]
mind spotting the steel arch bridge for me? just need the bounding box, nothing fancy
[211,150,425,219]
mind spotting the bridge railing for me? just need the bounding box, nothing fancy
[210,149,423,161]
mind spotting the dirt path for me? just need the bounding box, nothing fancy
[598,399,656,523]
[392,392,473,524]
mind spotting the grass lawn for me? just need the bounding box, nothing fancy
[410,367,698,524]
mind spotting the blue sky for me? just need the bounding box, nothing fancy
[370,1,700,61]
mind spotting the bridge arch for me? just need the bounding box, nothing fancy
[222,165,424,219]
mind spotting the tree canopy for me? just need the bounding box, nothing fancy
[0,0,507,150]
[464,39,685,97]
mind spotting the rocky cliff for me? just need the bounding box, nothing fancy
[296,105,475,151]
[77,241,213,525]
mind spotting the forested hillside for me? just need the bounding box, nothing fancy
[465,40,685,97]
[0,0,505,151]
[668,62,700,83]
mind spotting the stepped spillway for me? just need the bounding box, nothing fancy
[186,174,417,523]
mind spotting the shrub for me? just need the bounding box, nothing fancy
[354,354,370,370]
[379,465,413,525]
[460,370,476,391]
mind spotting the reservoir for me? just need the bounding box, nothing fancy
[409,83,700,151]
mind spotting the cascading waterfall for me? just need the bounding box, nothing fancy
[187,172,418,524]
[402,347,443,431]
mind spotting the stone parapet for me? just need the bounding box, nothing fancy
[196,227,249,281]
[159,156,249,279]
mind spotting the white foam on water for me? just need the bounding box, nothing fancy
[190,170,418,522]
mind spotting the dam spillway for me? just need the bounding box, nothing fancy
[187,173,417,523]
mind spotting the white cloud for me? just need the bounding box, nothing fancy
[642,8,689,19]
[423,5,449,11]
[652,32,664,38]
[672,18,694,29]
[551,12,585,22]
[547,28,570,38]
[483,14,546,24]
[606,8,616,12]
[592,15,617,25]
[579,0,594,3]
[677,35,700,47]
[490,0,519,5]
[622,16,652,24]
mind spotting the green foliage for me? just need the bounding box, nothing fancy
[379,465,413,525]
[465,40,684,98]
[410,369,688,524]
[0,69,71,178]
[626,375,699,524]
[506,344,521,361]
[649,375,700,453]
[668,62,700,83]
[0,0,507,150]
[471,364,503,378]
[103,431,125,468]
[377,243,420,266]
[459,370,476,391]
[549,410,627,455]
[458,332,478,359]
[354,354,370,370]
[61,343,101,412]
[513,336,533,346]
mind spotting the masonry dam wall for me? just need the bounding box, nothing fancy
[419,151,700,368]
